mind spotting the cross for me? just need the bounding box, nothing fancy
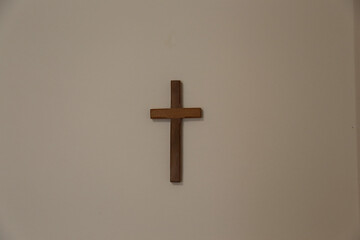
[150,80,202,182]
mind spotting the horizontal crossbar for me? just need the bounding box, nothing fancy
[150,108,202,119]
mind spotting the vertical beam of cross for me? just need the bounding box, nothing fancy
[150,80,202,182]
[170,81,182,182]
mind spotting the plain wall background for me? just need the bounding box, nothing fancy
[355,0,360,222]
[0,0,359,239]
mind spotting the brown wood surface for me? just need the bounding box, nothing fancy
[150,80,202,182]
[170,118,182,182]
[171,80,182,108]
[150,108,202,119]
[170,81,182,182]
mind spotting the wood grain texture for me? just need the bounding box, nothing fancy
[171,80,182,108]
[170,118,182,182]
[150,108,202,119]
[170,81,182,182]
[150,80,203,182]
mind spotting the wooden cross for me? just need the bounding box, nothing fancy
[150,80,202,182]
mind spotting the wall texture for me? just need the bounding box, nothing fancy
[355,0,360,222]
[0,1,359,239]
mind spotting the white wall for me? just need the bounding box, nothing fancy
[0,1,358,239]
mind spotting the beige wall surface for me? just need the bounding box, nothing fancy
[355,0,360,221]
[0,0,359,239]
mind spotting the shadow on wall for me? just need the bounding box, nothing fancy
[354,0,360,222]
